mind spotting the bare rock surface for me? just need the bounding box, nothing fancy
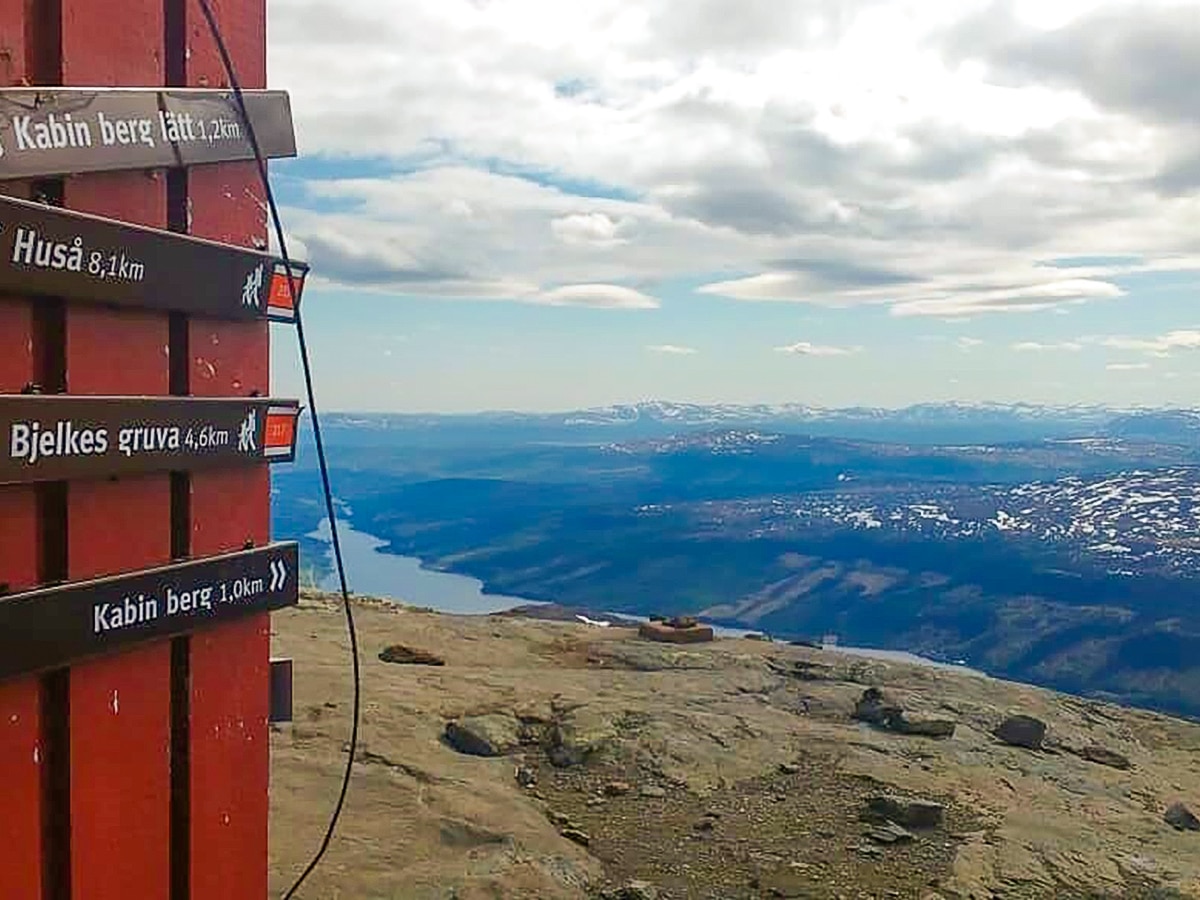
[269,591,1200,899]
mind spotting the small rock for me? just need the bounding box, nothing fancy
[602,881,658,900]
[855,844,884,858]
[778,762,802,775]
[1165,802,1200,832]
[587,797,606,808]
[868,821,916,844]
[894,715,957,739]
[514,765,537,788]
[638,619,714,644]
[1079,744,1132,770]
[378,644,445,666]
[994,714,1047,750]
[853,687,904,727]
[865,795,945,829]
[561,827,590,847]
[444,714,522,757]
[694,817,716,831]
[603,780,633,797]
[546,708,617,767]
[640,785,668,799]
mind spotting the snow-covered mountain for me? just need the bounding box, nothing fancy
[680,468,1200,578]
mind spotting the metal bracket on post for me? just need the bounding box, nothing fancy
[269,657,293,723]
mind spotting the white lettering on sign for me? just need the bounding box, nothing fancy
[93,593,159,634]
[12,113,93,151]
[11,226,146,284]
[4,108,249,157]
[96,112,156,148]
[9,421,109,465]
[166,584,214,615]
[117,425,181,457]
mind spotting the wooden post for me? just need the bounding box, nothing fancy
[0,1,279,896]
[183,4,274,897]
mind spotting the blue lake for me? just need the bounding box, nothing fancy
[310,518,539,615]
[307,518,986,675]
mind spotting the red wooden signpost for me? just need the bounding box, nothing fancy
[0,1,298,896]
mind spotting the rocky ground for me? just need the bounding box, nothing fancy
[268,592,1200,899]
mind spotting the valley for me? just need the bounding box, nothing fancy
[271,401,1200,718]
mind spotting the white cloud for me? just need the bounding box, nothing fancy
[1012,340,1083,351]
[1099,330,1200,354]
[1107,362,1151,371]
[533,284,660,309]
[774,341,860,356]
[956,336,984,350]
[646,343,698,354]
[266,0,1200,314]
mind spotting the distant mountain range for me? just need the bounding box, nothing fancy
[315,401,1200,446]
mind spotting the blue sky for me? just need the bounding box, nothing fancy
[266,0,1200,413]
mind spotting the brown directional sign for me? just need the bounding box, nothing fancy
[0,542,298,681]
[0,87,295,179]
[0,192,307,321]
[0,395,302,485]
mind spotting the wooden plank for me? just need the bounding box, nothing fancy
[0,395,302,485]
[0,191,308,320]
[0,88,296,180]
[184,2,274,895]
[0,543,298,680]
[0,10,43,890]
[60,3,173,897]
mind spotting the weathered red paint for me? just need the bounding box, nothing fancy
[0,3,43,870]
[61,3,163,87]
[187,0,267,90]
[0,484,43,900]
[69,643,173,900]
[60,2,174,897]
[186,2,274,897]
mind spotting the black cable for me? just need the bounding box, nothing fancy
[191,3,361,897]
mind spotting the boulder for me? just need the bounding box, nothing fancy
[603,780,633,797]
[638,620,714,644]
[444,714,522,757]
[865,794,945,829]
[1079,744,1132,770]
[378,644,445,666]
[853,687,905,727]
[1165,802,1200,832]
[994,714,1047,750]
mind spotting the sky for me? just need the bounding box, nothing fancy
[265,0,1200,413]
